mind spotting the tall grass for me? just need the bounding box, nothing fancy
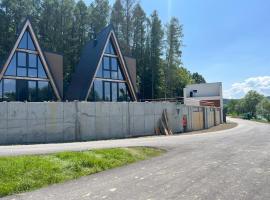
[0,147,164,197]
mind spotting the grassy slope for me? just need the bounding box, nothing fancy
[0,147,164,197]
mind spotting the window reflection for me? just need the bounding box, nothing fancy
[0,29,56,102]
[28,81,37,102]
[96,64,102,78]
[38,57,47,78]
[27,32,36,50]
[104,82,111,101]
[111,82,118,102]
[38,81,49,101]
[17,67,27,77]
[5,55,16,76]
[94,80,103,101]
[89,38,133,102]
[111,58,117,70]
[118,66,124,80]
[16,80,28,101]
[18,31,36,50]
[3,79,16,101]
[118,82,127,101]
[18,52,26,67]
[105,40,116,55]
[28,68,37,78]
[19,32,27,49]
[0,80,2,100]
[103,57,110,70]
[29,54,37,68]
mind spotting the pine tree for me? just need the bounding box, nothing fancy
[165,17,183,98]
[149,10,164,99]
[110,0,124,39]
[39,0,75,89]
[72,0,89,66]
[192,72,206,83]
[88,0,110,39]
[131,3,146,98]
[121,0,136,55]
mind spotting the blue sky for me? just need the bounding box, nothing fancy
[85,0,270,98]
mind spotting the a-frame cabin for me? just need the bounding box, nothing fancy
[66,24,137,102]
[0,19,62,102]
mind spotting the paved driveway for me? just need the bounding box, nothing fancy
[2,118,270,200]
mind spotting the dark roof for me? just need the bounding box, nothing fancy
[65,24,113,100]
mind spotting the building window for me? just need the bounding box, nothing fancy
[88,81,131,102]
[104,81,111,101]
[0,79,55,102]
[17,52,26,67]
[38,81,49,101]
[0,27,56,102]
[0,80,2,101]
[118,82,127,101]
[5,55,16,76]
[3,79,16,101]
[18,31,36,51]
[99,57,124,80]
[17,67,27,77]
[38,57,47,78]
[29,54,37,68]
[16,80,28,101]
[111,82,118,101]
[28,81,37,102]
[88,37,132,102]
[93,79,103,101]
[105,40,116,55]
[4,51,46,79]
[96,64,103,78]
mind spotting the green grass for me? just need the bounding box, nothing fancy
[250,119,270,124]
[0,147,164,197]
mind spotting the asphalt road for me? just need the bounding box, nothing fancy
[2,118,270,200]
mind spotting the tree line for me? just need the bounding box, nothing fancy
[225,91,270,122]
[0,0,206,99]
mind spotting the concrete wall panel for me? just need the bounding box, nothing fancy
[0,102,223,145]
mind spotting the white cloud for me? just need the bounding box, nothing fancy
[224,76,270,99]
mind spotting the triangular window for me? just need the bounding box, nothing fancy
[18,31,36,51]
[0,20,59,102]
[4,52,47,79]
[89,36,133,102]
[19,32,27,49]
[105,40,116,55]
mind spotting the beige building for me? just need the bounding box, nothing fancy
[184,82,223,107]
[184,82,223,123]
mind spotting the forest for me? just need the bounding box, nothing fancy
[0,0,206,100]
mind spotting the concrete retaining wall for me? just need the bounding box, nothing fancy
[0,102,222,145]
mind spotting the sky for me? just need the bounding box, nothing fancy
[85,0,270,99]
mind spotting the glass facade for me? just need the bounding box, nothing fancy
[18,31,36,51]
[0,79,55,102]
[105,39,116,55]
[0,29,56,102]
[3,79,16,101]
[88,39,133,102]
